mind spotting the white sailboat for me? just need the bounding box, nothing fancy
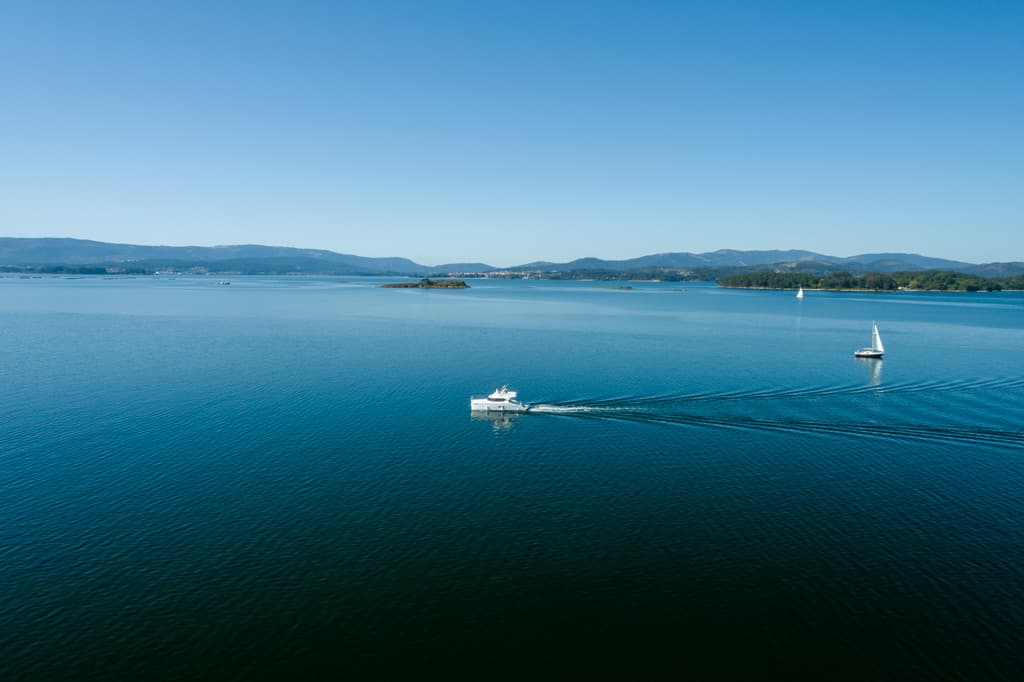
[796,286,804,299]
[854,321,884,358]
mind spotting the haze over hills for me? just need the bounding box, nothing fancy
[509,249,982,273]
[1,237,1022,277]
[0,238,426,274]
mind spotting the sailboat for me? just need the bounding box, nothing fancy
[796,286,804,299]
[854,321,884,358]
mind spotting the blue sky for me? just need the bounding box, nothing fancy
[1,1,1021,266]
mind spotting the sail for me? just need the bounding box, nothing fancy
[796,287,804,299]
[872,322,884,352]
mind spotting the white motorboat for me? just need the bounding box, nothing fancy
[854,321,884,358]
[470,385,530,412]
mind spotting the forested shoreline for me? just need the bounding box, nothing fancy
[719,270,1024,292]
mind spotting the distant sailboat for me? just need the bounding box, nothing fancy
[796,286,804,299]
[854,321,884,358]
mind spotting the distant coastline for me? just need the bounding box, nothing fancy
[720,285,1022,293]
[719,270,1023,293]
[1,238,1021,280]
[4,263,1023,293]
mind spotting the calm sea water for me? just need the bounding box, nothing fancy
[2,276,1022,679]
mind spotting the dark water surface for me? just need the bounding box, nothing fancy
[2,276,1022,678]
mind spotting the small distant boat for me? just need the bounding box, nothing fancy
[796,286,804,299]
[217,280,231,285]
[854,321,885,358]
[470,385,530,412]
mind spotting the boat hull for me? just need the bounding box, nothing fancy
[470,398,529,413]
[854,350,883,358]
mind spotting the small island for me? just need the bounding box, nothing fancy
[380,278,470,289]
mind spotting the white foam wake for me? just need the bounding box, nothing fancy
[529,405,599,413]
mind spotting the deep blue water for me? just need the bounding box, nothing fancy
[2,276,1022,679]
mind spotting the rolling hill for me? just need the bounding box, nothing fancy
[1,237,1021,277]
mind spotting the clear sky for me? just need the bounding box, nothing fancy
[1,1,1021,266]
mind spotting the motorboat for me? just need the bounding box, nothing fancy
[854,321,885,358]
[470,385,530,412]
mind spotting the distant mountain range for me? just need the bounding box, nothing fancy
[0,238,428,274]
[1,238,1022,278]
[512,250,987,274]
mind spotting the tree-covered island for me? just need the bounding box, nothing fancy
[380,278,470,289]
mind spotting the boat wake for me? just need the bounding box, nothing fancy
[530,406,1024,447]
[526,377,1024,448]
[543,376,1024,409]
[529,405,602,414]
